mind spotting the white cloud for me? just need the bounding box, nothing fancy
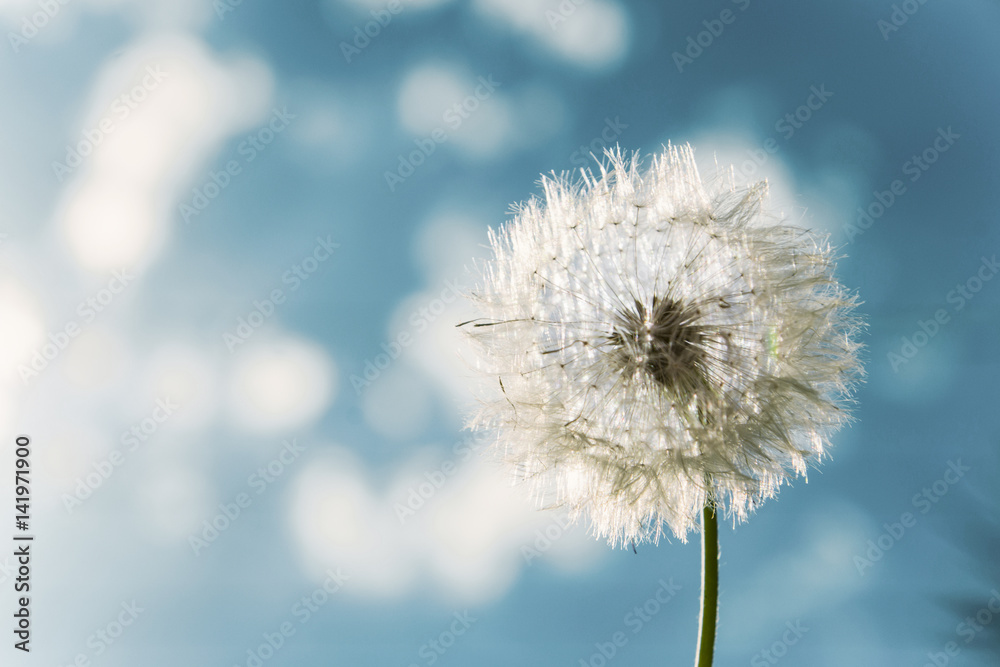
[396,61,513,158]
[383,208,494,415]
[38,424,119,505]
[396,65,573,160]
[325,0,453,15]
[398,291,481,417]
[0,0,214,34]
[473,0,629,70]
[684,132,829,234]
[0,277,46,435]
[56,33,273,273]
[289,446,603,603]
[0,277,45,381]
[418,457,602,602]
[397,63,467,136]
[141,342,219,432]
[291,448,419,597]
[544,0,629,67]
[682,96,873,241]
[62,325,132,390]
[228,335,337,434]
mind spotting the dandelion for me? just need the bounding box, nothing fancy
[460,144,864,665]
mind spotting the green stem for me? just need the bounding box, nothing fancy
[695,504,719,667]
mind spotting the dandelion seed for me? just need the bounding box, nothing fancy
[461,144,864,547]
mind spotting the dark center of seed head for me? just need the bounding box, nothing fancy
[608,297,707,395]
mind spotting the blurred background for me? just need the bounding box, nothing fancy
[0,0,998,665]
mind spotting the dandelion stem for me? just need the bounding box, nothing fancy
[694,504,718,667]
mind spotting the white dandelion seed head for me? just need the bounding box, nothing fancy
[463,144,864,547]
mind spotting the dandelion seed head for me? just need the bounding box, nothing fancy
[463,144,864,546]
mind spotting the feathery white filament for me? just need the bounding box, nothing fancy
[464,144,864,546]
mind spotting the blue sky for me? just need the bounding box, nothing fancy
[1,0,999,665]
